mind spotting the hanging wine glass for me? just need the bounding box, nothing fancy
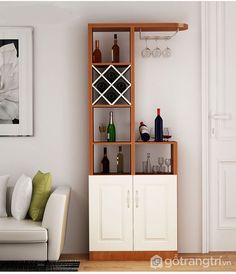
[152,39,162,58]
[162,39,171,58]
[141,38,151,58]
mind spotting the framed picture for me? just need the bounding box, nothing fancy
[0,27,33,136]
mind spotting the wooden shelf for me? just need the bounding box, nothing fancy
[133,23,188,32]
[135,173,174,175]
[92,104,131,108]
[89,23,188,32]
[93,172,131,176]
[93,141,131,145]
[135,141,177,145]
[92,62,131,66]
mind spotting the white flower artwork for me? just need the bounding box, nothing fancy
[0,27,33,136]
[0,42,19,124]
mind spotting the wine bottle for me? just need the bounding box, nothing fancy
[117,146,124,174]
[105,90,118,103]
[112,34,119,63]
[93,40,101,63]
[96,80,108,92]
[115,81,127,92]
[155,108,163,142]
[107,111,116,142]
[106,71,118,83]
[139,121,150,142]
[101,147,110,174]
[146,153,152,174]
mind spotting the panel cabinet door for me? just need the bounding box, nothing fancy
[133,175,177,251]
[89,175,133,251]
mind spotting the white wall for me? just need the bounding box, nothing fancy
[0,1,201,253]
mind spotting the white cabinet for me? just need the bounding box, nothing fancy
[89,175,177,252]
[134,175,177,251]
[89,175,133,251]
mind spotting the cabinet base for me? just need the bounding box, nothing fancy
[89,251,177,261]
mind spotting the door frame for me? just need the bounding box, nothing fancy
[201,1,225,253]
[201,0,210,254]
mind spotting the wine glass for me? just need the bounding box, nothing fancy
[162,40,171,58]
[141,39,151,58]
[165,158,172,173]
[152,40,162,58]
[99,123,107,141]
[158,157,164,173]
[163,127,172,141]
[152,165,160,174]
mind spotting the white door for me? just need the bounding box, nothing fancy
[133,175,177,251]
[208,2,236,251]
[89,175,133,251]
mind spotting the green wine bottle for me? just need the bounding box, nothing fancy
[107,111,116,142]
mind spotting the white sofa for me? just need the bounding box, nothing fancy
[0,186,70,261]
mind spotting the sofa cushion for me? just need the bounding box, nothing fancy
[0,175,9,217]
[11,174,32,220]
[28,171,52,221]
[0,217,47,243]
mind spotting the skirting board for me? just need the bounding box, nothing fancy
[89,251,177,261]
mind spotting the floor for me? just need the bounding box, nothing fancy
[61,253,236,271]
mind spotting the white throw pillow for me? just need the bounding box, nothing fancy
[0,175,9,217]
[11,174,32,220]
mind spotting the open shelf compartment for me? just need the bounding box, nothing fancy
[135,142,177,175]
[94,144,131,175]
[93,108,131,142]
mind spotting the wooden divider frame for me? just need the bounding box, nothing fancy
[88,23,187,260]
[88,23,185,176]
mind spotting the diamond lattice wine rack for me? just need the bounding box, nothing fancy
[92,64,131,106]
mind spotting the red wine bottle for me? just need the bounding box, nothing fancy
[93,40,101,63]
[139,122,150,142]
[155,108,163,142]
[101,147,110,174]
[112,34,119,63]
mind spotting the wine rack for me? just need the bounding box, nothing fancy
[88,23,188,176]
[92,64,131,106]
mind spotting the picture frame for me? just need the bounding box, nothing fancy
[0,27,33,136]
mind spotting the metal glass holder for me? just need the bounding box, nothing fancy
[139,29,179,41]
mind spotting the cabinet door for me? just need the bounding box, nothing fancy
[89,175,133,251]
[134,175,177,251]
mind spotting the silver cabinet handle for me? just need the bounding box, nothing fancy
[135,190,139,208]
[127,190,130,208]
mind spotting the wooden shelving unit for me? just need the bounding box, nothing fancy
[88,22,188,261]
[88,23,187,175]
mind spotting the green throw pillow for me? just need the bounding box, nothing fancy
[28,171,52,221]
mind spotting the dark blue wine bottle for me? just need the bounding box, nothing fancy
[155,108,163,142]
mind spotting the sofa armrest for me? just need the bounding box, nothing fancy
[42,186,70,261]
